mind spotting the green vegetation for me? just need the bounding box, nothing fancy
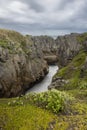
[0,100,55,130]
[0,29,25,43]
[0,89,87,130]
[77,32,87,43]
[24,89,72,113]
[6,90,72,114]
[55,51,86,78]
[55,51,87,90]
[0,29,32,55]
[0,40,21,54]
[0,90,71,130]
[0,40,8,48]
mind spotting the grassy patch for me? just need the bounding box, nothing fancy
[0,40,10,49]
[54,51,87,90]
[0,96,56,130]
[0,103,55,130]
[0,90,87,130]
[77,33,87,43]
[0,29,32,56]
[56,51,86,78]
[0,89,72,130]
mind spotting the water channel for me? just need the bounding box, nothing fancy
[27,65,58,93]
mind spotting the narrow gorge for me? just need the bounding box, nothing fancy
[26,65,58,93]
[0,29,59,97]
[0,29,87,130]
[0,29,86,97]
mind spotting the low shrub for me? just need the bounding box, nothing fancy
[8,98,24,106]
[26,89,72,113]
[79,81,87,89]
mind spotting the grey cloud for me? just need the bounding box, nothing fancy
[21,0,44,12]
[0,0,87,35]
[55,0,76,10]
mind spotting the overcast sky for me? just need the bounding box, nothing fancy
[0,0,87,36]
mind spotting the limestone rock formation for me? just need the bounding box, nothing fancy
[0,30,49,97]
[0,29,87,97]
[56,33,82,67]
[31,35,58,64]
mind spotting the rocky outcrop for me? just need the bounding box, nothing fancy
[31,36,58,64]
[31,36,57,54]
[44,55,58,64]
[48,76,70,90]
[0,30,49,97]
[56,33,82,67]
[48,33,87,90]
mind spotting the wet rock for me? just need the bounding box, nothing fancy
[48,77,69,90]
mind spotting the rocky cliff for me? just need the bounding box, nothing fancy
[0,29,87,98]
[0,30,49,97]
[56,33,82,67]
[49,33,87,90]
[31,35,58,64]
[0,29,60,97]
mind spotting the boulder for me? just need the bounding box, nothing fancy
[44,55,58,64]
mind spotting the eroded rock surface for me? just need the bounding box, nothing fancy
[56,33,82,67]
[0,30,49,97]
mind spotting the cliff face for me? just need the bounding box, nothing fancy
[0,30,49,97]
[31,36,58,64]
[56,33,82,67]
[0,30,63,97]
